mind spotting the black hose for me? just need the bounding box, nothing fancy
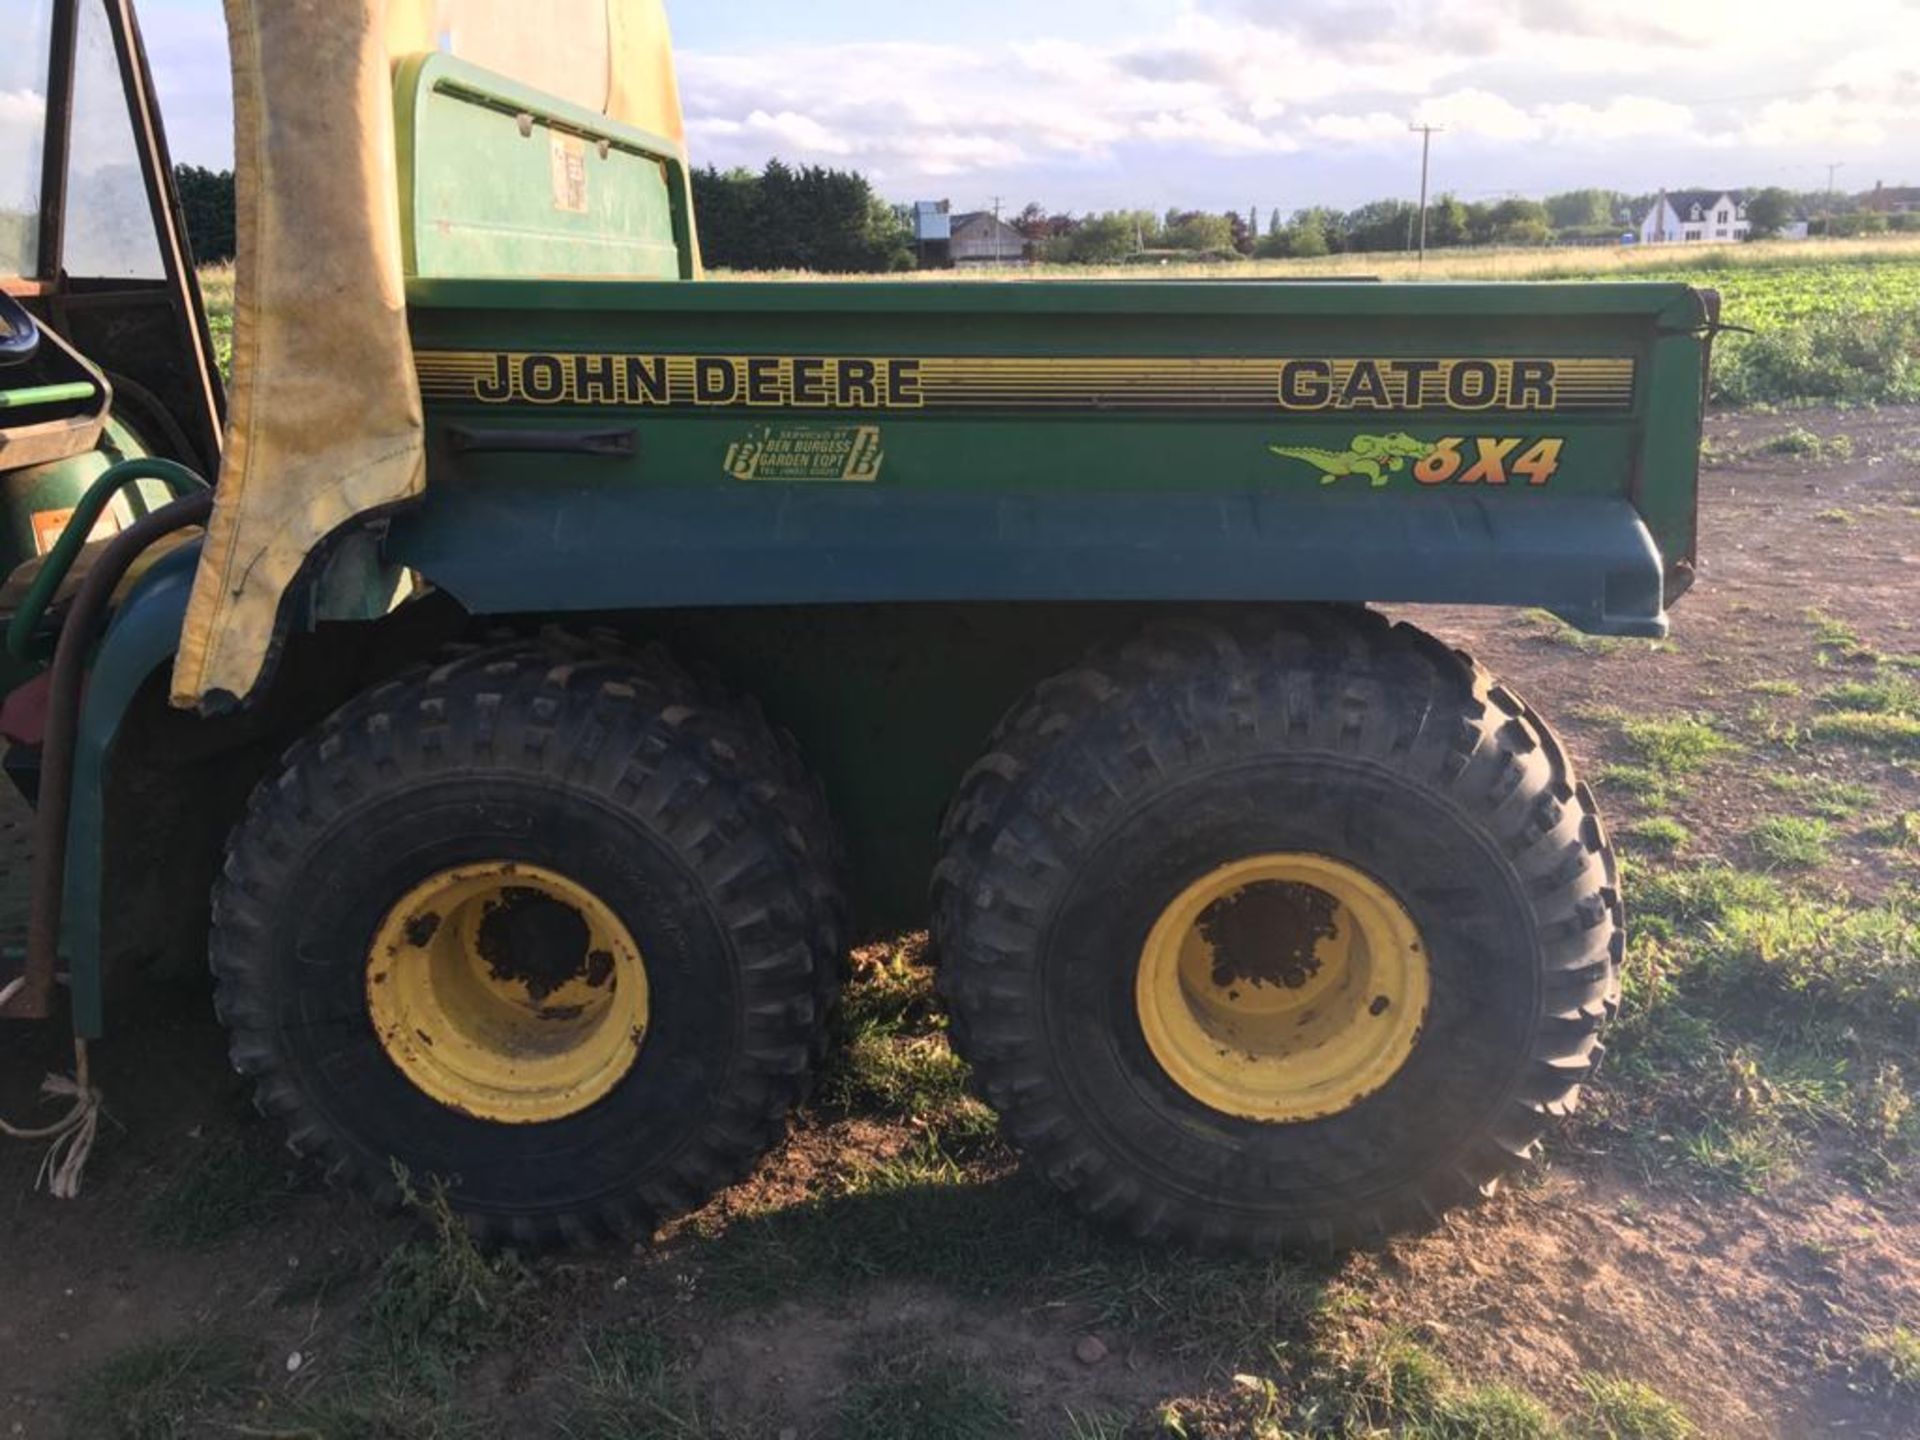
[2,490,214,1022]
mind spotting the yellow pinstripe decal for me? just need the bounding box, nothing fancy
[414,352,1637,414]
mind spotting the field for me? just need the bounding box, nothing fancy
[732,235,1920,411]
[3,252,1920,1439]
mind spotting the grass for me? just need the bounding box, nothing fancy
[1762,772,1877,820]
[690,949,1341,1374]
[817,940,996,1150]
[695,1165,1331,1371]
[1764,425,1827,458]
[1594,763,1673,802]
[1621,817,1689,854]
[1679,1119,1802,1193]
[1579,1376,1699,1439]
[832,1347,1018,1440]
[1812,712,1920,754]
[198,263,234,378]
[1282,1334,1697,1439]
[361,1176,530,1369]
[65,1331,255,1440]
[1746,679,1803,698]
[1868,812,1920,852]
[266,1174,532,1437]
[1860,1326,1920,1396]
[1606,853,1920,1192]
[139,1135,287,1250]
[1617,715,1735,778]
[1519,609,1626,656]
[1808,609,1881,665]
[1747,815,1834,869]
[1820,674,1920,715]
[557,1322,730,1440]
[1063,1410,1133,1440]
[729,234,1920,285]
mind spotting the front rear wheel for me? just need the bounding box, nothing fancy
[933,609,1621,1252]
[210,639,844,1248]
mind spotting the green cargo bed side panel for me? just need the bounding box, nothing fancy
[387,487,1667,637]
[398,275,1708,636]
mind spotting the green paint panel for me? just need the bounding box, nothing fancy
[399,275,1711,631]
[397,55,691,281]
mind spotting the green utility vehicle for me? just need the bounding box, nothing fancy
[2,0,1714,1252]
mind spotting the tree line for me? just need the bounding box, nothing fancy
[1015,186,1914,265]
[166,162,1914,276]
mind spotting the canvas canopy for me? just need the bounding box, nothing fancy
[172,0,692,709]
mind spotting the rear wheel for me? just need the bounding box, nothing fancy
[933,608,1621,1251]
[211,639,844,1247]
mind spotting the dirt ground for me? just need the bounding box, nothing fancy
[2,405,1918,1440]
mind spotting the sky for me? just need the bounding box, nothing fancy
[98,0,1920,215]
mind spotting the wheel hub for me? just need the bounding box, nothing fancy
[1135,854,1430,1123]
[367,862,648,1124]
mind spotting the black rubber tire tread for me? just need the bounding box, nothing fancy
[931,605,1622,1253]
[444,625,851,1068]
[210,638,845,1248]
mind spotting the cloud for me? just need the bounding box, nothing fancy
[1138,107,1298,153]
[128,0,1920,212]
[694,110,856,157]
[0,89,45,123]
[678,0,1910,201]
[1742,93,1897,150]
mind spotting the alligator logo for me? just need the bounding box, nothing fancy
[1270,433,1433,487]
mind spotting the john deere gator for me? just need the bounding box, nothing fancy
[0,0,1714,1251]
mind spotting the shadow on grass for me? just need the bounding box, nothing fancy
[684,1167,1336,1371]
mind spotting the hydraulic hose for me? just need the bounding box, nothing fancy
[6,458,210,664]
[0,488,214,1022]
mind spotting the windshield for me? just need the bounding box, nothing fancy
[64,0,162,279]
[0,0,54,278]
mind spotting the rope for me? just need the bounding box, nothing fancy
[0,1027,103,1200]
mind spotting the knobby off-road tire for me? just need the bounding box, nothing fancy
[454,626,851,1065]
[210,639,845,1248]
[932,608,1622,1252]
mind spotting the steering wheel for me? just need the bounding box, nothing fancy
[0,292,43,367]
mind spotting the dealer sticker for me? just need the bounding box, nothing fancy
[725,425,885,483]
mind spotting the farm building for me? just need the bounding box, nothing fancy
[1861,181,1920,214]
[949,210,1028,266]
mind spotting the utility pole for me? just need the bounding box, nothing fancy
[1824,163,1844,238]
[1410,123,1444,262]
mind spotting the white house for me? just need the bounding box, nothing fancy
[1638,190,1749,244]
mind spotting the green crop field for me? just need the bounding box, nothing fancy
[1620,256,1920,407]
[720,235,1920,411]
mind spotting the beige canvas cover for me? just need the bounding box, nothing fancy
[172,0,691,709]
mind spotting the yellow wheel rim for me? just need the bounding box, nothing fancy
[367,862,648,1125]
[1136,854,1430,1123]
